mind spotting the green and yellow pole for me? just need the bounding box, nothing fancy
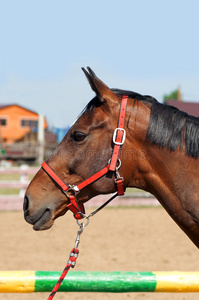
[1,271,199,293]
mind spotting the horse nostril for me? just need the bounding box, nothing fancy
[23,195,29,212]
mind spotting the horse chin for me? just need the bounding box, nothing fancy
[33,214,54,231]
[25,208,54,231]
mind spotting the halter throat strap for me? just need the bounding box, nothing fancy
[41,95,128,220]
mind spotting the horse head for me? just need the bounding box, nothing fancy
[24,67,150,230]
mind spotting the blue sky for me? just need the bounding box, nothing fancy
[0,0,199,127]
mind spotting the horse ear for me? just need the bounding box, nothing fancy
[82,67,116,103]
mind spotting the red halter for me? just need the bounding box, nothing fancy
[41,95,128,220]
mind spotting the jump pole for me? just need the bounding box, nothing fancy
[1,271,199,293]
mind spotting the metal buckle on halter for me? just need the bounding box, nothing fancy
[115,160,123,181]
[115,174,124,183]
[64,185,80,198]
[113,128,126,145]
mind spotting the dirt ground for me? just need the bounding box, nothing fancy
[1,206,199,300]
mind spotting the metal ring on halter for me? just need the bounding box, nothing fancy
[76,215,90,227]
[64,185,80,198]
[108,158,121,170]
[115,159,121,170]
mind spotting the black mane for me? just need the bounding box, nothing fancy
[147,99,199,157]
[113,88,199,158]
[85,88,199,158]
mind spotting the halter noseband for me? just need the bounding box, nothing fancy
[41,95,128,220]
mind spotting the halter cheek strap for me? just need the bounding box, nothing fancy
[109,95,128,171]
[41,95,128,220]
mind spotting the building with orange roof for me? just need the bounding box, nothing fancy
[0,104,48,143]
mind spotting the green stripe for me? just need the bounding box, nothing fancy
[35,271,157,292]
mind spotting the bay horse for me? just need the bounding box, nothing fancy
[24,67,199,248]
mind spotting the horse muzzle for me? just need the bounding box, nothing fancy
[23,194,54,231]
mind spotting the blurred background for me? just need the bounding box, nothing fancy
[0,0,199,165]
[1,3,199,300]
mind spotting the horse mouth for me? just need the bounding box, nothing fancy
[24,208,54,231]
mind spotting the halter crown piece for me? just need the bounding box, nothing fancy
[41,95,128,220]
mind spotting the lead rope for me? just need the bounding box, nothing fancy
[47,191,119,300]
[47,219,89,300]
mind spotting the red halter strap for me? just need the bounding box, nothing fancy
[41,95,128,220]
[109,95,128,171]
[42,162,110,219]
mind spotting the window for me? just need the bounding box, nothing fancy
[0,119,7,126]
[21,119,38,128]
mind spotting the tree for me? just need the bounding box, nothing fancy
[163,89,178,102]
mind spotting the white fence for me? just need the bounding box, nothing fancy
[0,166,159,211]
[0,165,39,210]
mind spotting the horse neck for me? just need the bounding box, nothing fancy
[125,101,199,206]
[123,99,199,248]
[129,142,198,197]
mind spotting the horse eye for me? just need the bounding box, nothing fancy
[72,131,87,142]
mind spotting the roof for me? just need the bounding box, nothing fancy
[165,100,199,117]
[0,104,38,115]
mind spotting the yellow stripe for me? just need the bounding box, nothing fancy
[155,271,199,292]
[0,271,35,293]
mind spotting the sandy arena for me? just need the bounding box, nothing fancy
[1,206,199,300]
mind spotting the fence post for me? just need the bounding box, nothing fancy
[38,114,45,165]
[19,165,28,198]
